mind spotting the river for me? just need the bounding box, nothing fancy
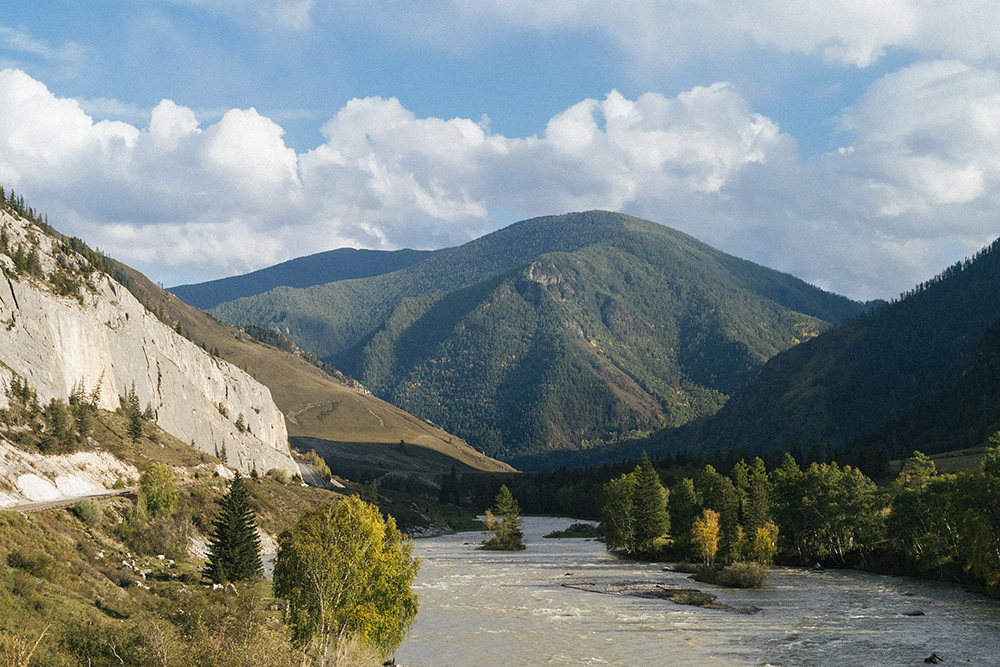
[395,517,1000,666]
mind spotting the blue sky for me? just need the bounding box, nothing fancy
[2,1,1000,300]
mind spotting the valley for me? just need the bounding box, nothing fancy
[3,193,1000,665]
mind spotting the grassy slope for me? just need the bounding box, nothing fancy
[0,415,340,666]
[113,261,513,474]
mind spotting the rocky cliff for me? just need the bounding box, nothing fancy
[0,209,296,476]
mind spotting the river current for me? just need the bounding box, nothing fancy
[395,517,1000,666]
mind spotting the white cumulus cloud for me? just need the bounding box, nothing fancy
[2,66,1000,300]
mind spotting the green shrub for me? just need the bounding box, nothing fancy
[267,468,289,485]
[73,498,103,527]
[544,522,601,539]
[139,462,178,516]
[6,548,56,580]
[692,561,770,589]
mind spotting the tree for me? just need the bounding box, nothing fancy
[482,484,524,550]
[668,478,700,556]
[139,462,178,516]
[125,383,143,444]
[272,496,419,661]
[630,453,669,555]
[749,520,780,564]
[743,457,772,534]
[698,464,740,561]
[71,399,93,443]
[691,509,721,565]
[205,472,262,584]
[39,398,74,454]
[772,458,883,565]
[957,440,1000,591]
[600,473,637,553]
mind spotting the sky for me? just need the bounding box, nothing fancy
[2,2,1000,300]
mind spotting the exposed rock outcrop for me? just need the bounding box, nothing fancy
[0,210,296,475]
[0,437,140,507]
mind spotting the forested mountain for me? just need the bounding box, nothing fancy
[204,211,863,462]
[673,237,1000,457]
[855,316,1000,458]
[170,247,433,310]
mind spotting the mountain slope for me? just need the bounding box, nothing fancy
[0,208,296,475]
[855,316,1000,457]
[678,237,1000,455]
[205,211,863,461]
[170,247,433,310]
[115,258,513,473]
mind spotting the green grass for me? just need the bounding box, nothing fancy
[928,446,986,473]
[0,440,343,666]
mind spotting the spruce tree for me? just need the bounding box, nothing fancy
[482,484,524,550]
[631,452,669,555]
[125,383,143,443]
[205,472,263,584]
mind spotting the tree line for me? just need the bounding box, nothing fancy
[433,441,1000,594]
[595,443,1000,594]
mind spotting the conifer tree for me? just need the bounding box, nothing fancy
[482,484,524,550]
[205,472,263,584]
[125,383,143,443]
[631,452,669,555]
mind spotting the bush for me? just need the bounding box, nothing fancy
[6,548,56,580]
[139,462,178,516]
[73,498,103,527]
[267,468,289,485]
[544,522,601,539]
[692,561,770,589]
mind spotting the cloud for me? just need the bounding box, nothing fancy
[838,61,1000,214]
[382,1,1000,69]
[2,66,1000,300]
[0,24,87,69]
[719,60,1000,298]
[162,0,317,31]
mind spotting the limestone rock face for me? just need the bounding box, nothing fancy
[0,210,296,475]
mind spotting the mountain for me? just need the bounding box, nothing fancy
[674,237,1000,457]
[169,247,433,310]
[854,316,1000,458]
[201,211,864,462]
[0,207,297,476]
[118,256,513,475]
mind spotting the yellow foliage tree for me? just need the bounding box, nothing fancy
[691,508,721,565]
[750,520,780,565]
[273,496,419,661]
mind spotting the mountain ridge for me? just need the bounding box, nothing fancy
[200,211,865,462]
[170,247,434,311]
[661,235,1000,457]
